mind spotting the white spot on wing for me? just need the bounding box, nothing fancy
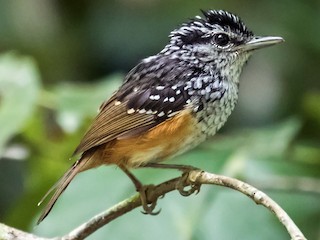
[150,95,160,100]
[153,95,160,100]
[127,108,135,114]
[158,111,165,117]
[146,110,153,114]
[156,86,165,90]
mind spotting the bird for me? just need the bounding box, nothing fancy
[37,9,284,224]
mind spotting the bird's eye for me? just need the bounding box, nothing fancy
[214,33,230,47]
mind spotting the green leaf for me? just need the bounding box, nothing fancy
[0,52,40,156]
[303,92,320,124]
[215,118,302,177]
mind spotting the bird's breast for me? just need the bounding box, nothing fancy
[196,81,239,136]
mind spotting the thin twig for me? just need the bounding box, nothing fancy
[188,171,307,240]
[0,223,48,240]
[62,177,181,240]
[62,171,307,240]
[0,171,307,240]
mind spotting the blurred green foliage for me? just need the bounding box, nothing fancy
[0,1,319,240]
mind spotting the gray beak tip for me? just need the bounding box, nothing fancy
[242,36,285,51]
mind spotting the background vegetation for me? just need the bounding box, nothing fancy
[0,0,319,239]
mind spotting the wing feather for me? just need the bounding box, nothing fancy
[73,59,196,156]
[73,98,157,155]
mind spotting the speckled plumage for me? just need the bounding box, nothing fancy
[114,10,254,146]
[38,10,283,224]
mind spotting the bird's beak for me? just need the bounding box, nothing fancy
[240,36,284,51]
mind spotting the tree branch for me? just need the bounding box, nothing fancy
[62,170,307,240]
[0,223,48,240]
[0,171,307,240]
[62,177,181,240]
[187,171,307,240]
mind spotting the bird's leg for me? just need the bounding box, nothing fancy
[142,162,199,171]
[142,163,201,196]
[118,164,160,215]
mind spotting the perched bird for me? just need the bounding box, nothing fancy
[37,9,284,223]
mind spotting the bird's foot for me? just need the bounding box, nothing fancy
[142,163,201,196]
[118,164,161,215]
[138,184,161,215]
[176,171,201,196]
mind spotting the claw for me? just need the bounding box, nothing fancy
[138,184,161,215]
[141,206,161,215]
[118,165,162,215]
[176,172,201,196]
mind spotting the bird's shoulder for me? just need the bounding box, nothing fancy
[109,55,203,117]
[74,56,202,155]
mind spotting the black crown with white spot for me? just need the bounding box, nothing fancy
[115,10,254,121]
[169,10,253,47]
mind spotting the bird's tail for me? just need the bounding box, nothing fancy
[37,156,91,224]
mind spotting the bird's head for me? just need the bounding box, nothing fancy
[162,10,283,75]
